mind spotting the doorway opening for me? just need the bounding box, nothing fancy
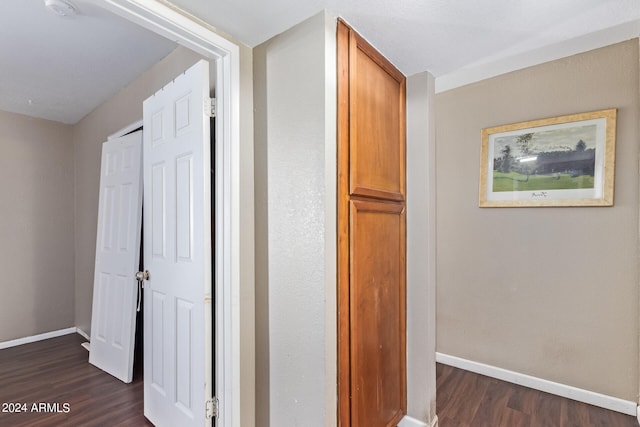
[26,0,241,424]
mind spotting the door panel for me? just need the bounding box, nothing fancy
[350,200,406,427]
[349,31,406,202]
[89,131,143,384]
[143,59,212,427]
[338,19,407,427]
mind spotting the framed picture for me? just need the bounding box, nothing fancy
[479,109,617,207]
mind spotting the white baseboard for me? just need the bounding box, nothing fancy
[76,327,90,341]
[0,327,77,350]
[398,415,428,427]
[436,352,637,416]
[397,415,438,427]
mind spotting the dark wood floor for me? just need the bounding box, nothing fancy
[3,335,639,426]
[0,333,150,427]
[437,363,639,427]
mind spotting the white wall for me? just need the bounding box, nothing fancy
[237,39,257,427]
[255,12,438,426]
[406,71,438,425]
[254,11,337,426]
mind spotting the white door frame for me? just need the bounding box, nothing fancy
[108,119,143,140]
[94,1,241,426]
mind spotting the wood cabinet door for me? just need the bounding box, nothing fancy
[338,19,406,427]
[349,200,406,427]
[349,28,406,202]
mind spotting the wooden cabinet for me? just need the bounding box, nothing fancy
[337,19,407,427]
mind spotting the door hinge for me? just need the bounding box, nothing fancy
[206,397,219,419]
[205,98,216,118]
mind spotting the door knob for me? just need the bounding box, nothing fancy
[135,270,149,312]
[136,270,150,281]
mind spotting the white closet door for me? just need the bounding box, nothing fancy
[89,130,143,383]
[142,59,213,427]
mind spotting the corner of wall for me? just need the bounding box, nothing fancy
[0,112,75,342]
[252,12,333,425]
[252,33,271,427]
[636,35,640,412]
[323,9,338,427]
[238,41,257,427]
[406,70,437,425]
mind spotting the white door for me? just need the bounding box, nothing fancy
[142,60,213,426]
[89,131,143,383]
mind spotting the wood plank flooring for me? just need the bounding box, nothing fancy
[3,335,639,426]
[0,333,150,427]
[437,363,639,427]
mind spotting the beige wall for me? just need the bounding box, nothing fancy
[72,46,207,335]
[0,111,75,342]
[436,39,640,401]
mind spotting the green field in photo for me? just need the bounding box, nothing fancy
[492,172,594,192]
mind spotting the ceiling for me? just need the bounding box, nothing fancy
[171,0,640,77]
[3,0,640,124]
[0,0,176,124]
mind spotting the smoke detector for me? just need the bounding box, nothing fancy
[44,0,77,17]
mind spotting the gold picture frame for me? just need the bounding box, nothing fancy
[479,109,617,207]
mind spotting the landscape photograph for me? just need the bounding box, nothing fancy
[491,123,597,192]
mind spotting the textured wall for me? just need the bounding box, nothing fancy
[436,39,639,400]
[253,11,337,426]
[0,111,74,342]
